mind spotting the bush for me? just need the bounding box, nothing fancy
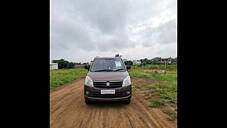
[52,59,76,69]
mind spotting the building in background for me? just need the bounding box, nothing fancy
[133,60,141,65]
[160,57,172,64]
[50,63,58,70]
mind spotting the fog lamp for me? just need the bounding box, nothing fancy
[85,91,90,95]
[126,91,130,95]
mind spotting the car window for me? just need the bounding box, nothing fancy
[90,58,126,72]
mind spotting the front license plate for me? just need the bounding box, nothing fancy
[101,90,115,94]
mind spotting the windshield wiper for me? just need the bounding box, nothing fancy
[113,68,125,72]
[94,69,114,72]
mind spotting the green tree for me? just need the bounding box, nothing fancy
[140,58,153,65]
[171,57,177,64]
[124,60,133,65]
[151,57,161,64]
[52,59,76,69]
[67,62,75,68]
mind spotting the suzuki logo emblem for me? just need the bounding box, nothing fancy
[106,82,110,86]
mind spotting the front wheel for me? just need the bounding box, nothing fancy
[85,99,92,104]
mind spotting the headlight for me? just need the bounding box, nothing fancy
[85,76,93,87]
[122,76,131,86]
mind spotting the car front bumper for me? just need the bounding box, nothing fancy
[84,85,131,101]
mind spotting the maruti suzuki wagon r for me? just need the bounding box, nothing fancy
[84,56,132,104]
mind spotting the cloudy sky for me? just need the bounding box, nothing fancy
[51,0,177,63]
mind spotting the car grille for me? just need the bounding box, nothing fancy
[93,81,122,88]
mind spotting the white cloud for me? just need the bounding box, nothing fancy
[51,0,177,62]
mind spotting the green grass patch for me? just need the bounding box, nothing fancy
[133,64,177,71]
[162,109,177,121]
[129,64,177,105]
[144,93,149,97]
[145,95,152,100]
[134,83,142,88]
[50,68,87,90]
[144,93,152,101]
[148,100,164,108]
[150,81,177,104]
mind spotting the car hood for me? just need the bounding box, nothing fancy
[87,71,129,81]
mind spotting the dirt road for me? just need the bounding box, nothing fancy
[50,77,176,128]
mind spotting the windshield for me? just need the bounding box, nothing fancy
[90,58,126,72]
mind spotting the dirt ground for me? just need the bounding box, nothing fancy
[50,77,177,128]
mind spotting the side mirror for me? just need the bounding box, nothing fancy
[84,65,90,71]
[126,65,131,70]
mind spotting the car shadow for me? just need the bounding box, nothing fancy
[85,101,129,108]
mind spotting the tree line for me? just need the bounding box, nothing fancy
[52,57,177,69]
[125,57,177,66]
[52,59,84,69]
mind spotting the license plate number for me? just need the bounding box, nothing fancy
[101,90,115,94]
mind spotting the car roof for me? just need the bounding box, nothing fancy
[94,56,121,60]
